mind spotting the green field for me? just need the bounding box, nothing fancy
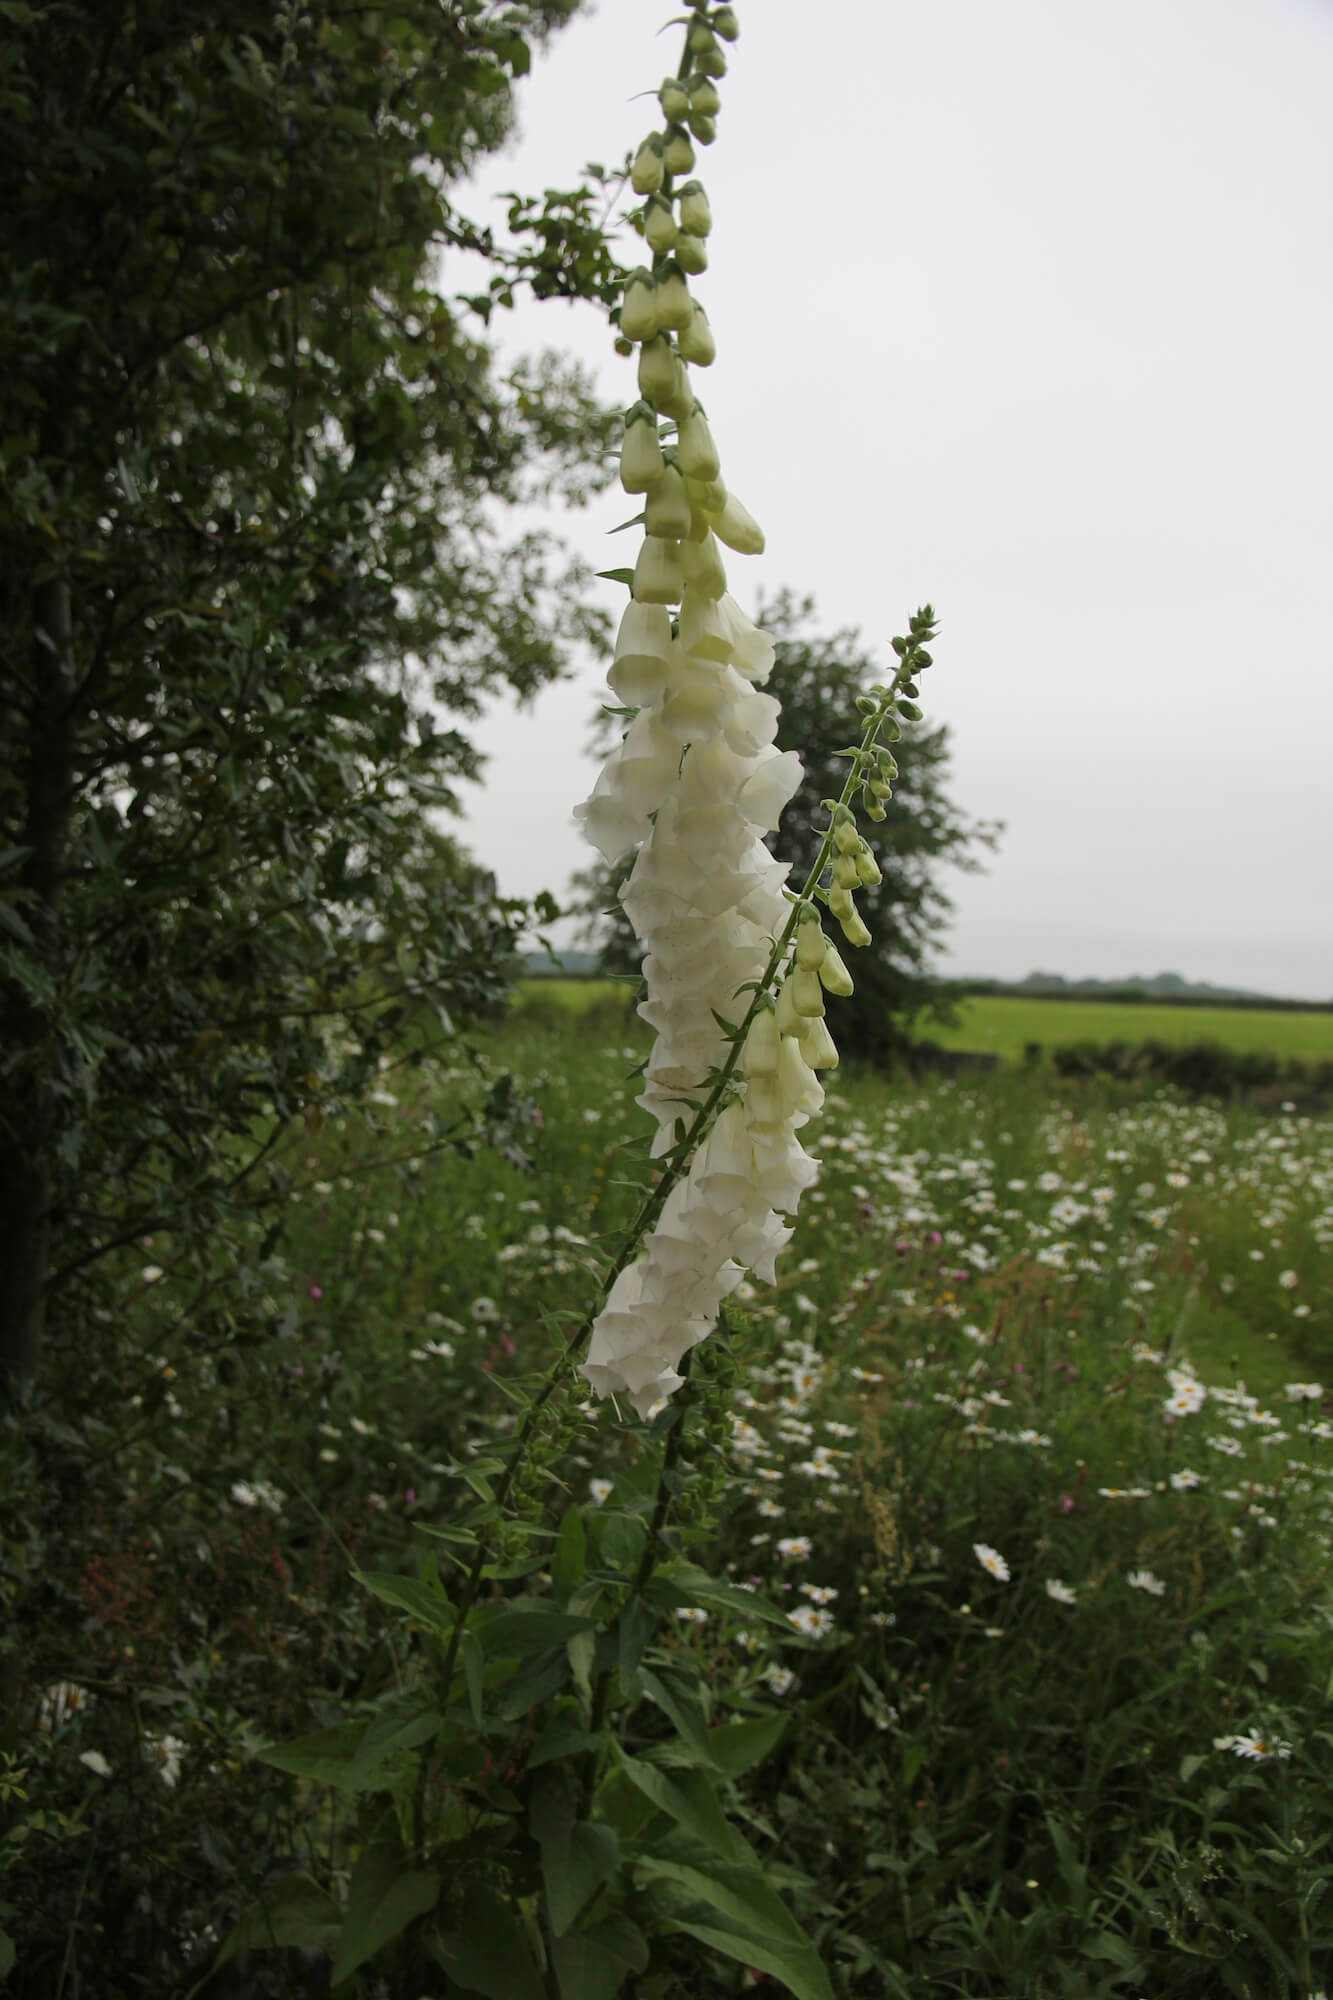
[930,993,1333,1061]
[517,978,1333,1062]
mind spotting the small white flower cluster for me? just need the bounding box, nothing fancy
[576,4,873,1417]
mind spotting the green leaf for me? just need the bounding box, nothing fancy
[638,1857,834,2000]
[612,1750,750,1866]
[1086,1930,1143,1972]
[638,1665,716,1769]
[460,1628,484,1726]
[618,1598,657,1695]
[528,1714,604,1768]
[353,1569,454,1639]
[648,1563,791,1631]
[702,1711,787,1779]
[476,1603,598,1656]
[214,1871,342,1966]
[257,1707,442,1793]
[551,1915,648,2000]
[595,567,635,586]
[331,1845,439,1986]
[600,1511,647,1573]
[567,1626,596,1705]
[432,1884,546,2000]
[531,1774,623,1937]
[552,1503,587,1602]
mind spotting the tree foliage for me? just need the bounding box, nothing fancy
[576,590,999,1061]
[0,0,623,1392]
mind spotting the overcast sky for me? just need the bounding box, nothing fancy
[456,0,1332,1000]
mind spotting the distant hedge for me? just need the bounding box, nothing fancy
[1045,1037,1333,1101]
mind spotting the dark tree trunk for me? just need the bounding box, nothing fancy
[0,568,74,1396]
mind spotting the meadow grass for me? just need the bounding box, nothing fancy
[12,999,1333,1995]
[926,992,1333,1061]
[515,978,1333,1063]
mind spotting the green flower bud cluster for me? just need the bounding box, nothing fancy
[613,3,767,607]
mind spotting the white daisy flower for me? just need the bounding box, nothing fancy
[973,1543,1010,1583]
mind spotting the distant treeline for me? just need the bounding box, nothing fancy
[960,980,1333,1015]
[1041,1038,1333,1103]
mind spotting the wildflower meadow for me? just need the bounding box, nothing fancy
[4,3,1331,1998]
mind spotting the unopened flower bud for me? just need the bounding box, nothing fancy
[689,30,728,79]
[878,750,899,780]
[638,334,681,408]
[643,195,678,255]
[654,262,693,332]
[775,978,807,1037]
[688,76,720,117]
[832,816,861,855]
[631,134,666,195]
[677,303,715,363]
[708,491,764,554]
[713,5,740,40]
[659,76,689,123]
[677,406,720,481]
[634,535,685,605]
[688,111,717,144]
[791,967,825,1018]
[856,847,882,887]
[742,1007,780,1076]
[898,698,923,721]
[619,270,658,343]
[619,405,665,494]
[674,231,709,276]
[794,919,826,971]
[643,462,693,539]
[827,888,871,948]
[685,472,727,514]
[679,528,727,599]
[678,181,713,238]
[818,943,854,997]
[864,801,887,822]
[831,852,861,890]
[662,123,696,175]
[802,1015,839,1070]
